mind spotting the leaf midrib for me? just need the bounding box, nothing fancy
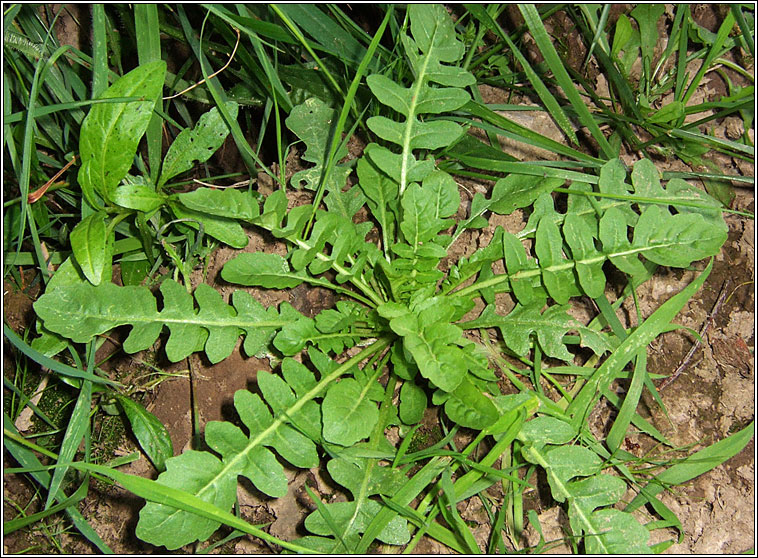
[451,235,718,298]
[152,337,391,532]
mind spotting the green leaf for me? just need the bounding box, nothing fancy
[611,14,636,58]
[322,378,379,446]
[327,457,406,498]
[535,216,574,304]
[356,156,398,245]
[630,4,666,68]
[112,183,165,213]
[583,508,652,554]
[502,231,544,306]
[176,187,259,221]
[116,395,173,472]
[520,416,576,445]
[304,500,409,545]
[69,211,110,286]
[647,101,685,124]
[632,205,727,267]
[563,213,605,298]
[78,60,166,205]
[399,380,426,425]
[169,202,248,248]
[127,336,389,550]
[368,115,465,151]
[33,279,303,363]
[464,304,575,362]
[74,463,313,554]
[364,143,435,185]
[599,207,649,277]
[285,97,352,197]
[159,102,239,187]
[136,450,241,549]
[221,252,304,288]
[567,475,652,554]
[400,171,460,247]
[364,4,474,194]
[367,74,469,116]
[256,371,321,466]
[489,174,563,216]
[274,315,319,356]
[408,4,466,62]
[444,377,499,429]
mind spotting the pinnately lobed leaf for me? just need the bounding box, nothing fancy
[33,279,309,363]
[365,4,474,193]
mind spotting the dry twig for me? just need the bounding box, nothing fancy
[659,280,731,390]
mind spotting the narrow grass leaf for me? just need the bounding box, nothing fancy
[4,420,113,553]
[682,10,736,105]
[567,260,711,421]
[439,470,481,553]
[90,5,108,98]
[45,378,92,509]
[626,421,754,511]
[4,480,88,534]
[519,4,615,159]
[465,4,578,145]
[605,351,647,453]
[4,325,120,387]
[134,4,163,183]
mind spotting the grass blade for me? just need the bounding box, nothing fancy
[44,342,96,509]
[681,10,736,105]
[4,325,122,387]
[465,4,579,146]
[134,4,163,184]
[69,461,320,554]
[519,4,615,159]
[4,479,89,534]
[4,420,114,553]
[605,351,647,452]
[567,259,711,421]
[90,5,108,97]
[304,6,392,236]
[356,456,451,553]
[626,421,754,511]
[731,5,755,58]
